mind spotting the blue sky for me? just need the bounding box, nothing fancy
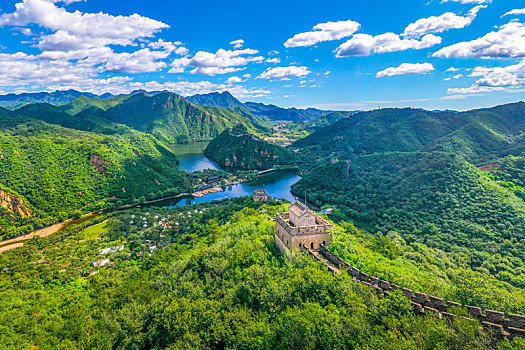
[0,0,524,110]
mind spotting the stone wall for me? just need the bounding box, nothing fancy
[316,245,525,338]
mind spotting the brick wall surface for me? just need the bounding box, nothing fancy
[313,245,525,338]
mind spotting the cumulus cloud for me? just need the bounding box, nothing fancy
[376,62,434,77]
[230,39,244,49]
[257,66,311,80]
[265,57,281,63]
[447,59,525,94]
[434,21,525,58]
[441,0,491,4]
[0,51,270,97]
[225,76,243,84]
[0,0,168,49]
[336,33,441,57]
[503,9,525,17]
[170,48,264,75]
[0,0,175,78]
[0,0,261,97]
[284,20,360,47]
[403,5,485,38]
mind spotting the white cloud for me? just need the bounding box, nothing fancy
[503,9,525,17]
[441,0,491,4]
[170,48,264,75]
[225,76,243,84]
[284,20,360,47]
[376,62,434,77]
[0,0,168,49]
[230,39,244,49]
[446,67,460,72]
[0,52,270,98]
[403,6,485,38]
[447,59,525,93]
[174,46,189,56]
[434,21,525,58]
[453,74,464,79]
[257,66,311,80]
[265,57,281,63]
[336,33,441,57]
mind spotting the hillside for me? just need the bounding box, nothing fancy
[185,91,246,109]
[186,91,334,122]
[0,114,190,238]
[1,199,516,349]
[12,92,264,144]
[204,124,298,169]
[0,89,111,108]
[293,151,525,287]
[293,103,525,166]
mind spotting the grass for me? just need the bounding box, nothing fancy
[80,220,109,240]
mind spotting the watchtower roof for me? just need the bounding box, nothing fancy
[289,200,310,217]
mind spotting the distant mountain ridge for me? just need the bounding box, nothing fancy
[185,91,336,122]
[2,89,342,123]
[0,89,112,108]
[10,92,265,144]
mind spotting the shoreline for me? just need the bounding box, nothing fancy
[0,168,300,254]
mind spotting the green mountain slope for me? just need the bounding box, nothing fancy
[293,152,525,287]
[186,91,335,122]
[294,103,525,166]
[0,114,190,238]
[12,92,265,144]
[0,89,110,108]
[1,201,513,349]
[204,124,297,169]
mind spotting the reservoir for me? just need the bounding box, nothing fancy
[162,142,301,206]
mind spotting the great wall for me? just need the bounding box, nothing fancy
[304,244,525,338]
[273,199,525,338]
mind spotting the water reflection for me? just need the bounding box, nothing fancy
[156,142,301,207]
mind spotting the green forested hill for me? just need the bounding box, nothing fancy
[0,89,108,108]
[2,200,519,349]
[12,92,265,144]
[0,114,190,237]
[204,124,297,169]
[290,102,525,294]
[294,103,525,166]
[293,151,525,289]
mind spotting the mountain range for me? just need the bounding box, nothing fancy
[1,89,338,124]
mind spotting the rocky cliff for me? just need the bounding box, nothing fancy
[0,190,31,218]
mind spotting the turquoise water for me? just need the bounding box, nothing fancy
[156,143,301,207]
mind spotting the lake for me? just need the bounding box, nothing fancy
[159,142,301,207]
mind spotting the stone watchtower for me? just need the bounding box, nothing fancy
[253,190,268,202]
[275,200,332,255]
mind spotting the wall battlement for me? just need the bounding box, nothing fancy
[313,244,525,338]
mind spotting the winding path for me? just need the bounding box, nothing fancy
[0,213,98,254]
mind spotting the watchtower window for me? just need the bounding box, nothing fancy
[310,242,315,250]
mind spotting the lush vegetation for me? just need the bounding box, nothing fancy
[13,92,264,144]
[204,124,298,169]
[293,103,525,167]
[186,91,333,123]
[2,199,522,349]
[0,114,190,238]
[286,102,525,317]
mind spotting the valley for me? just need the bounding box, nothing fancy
[3,89,525,349]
